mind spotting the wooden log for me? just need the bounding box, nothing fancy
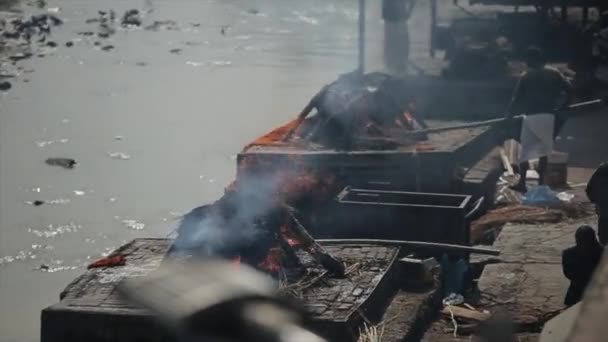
[442,306,491,322]
[316,239,500,256]
[284,206,346,277]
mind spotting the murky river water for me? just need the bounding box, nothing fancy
[0,0,402,340]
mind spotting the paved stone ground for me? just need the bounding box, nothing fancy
[382,277,442,342]
[477,216,598,329]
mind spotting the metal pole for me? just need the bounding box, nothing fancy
[430,0,437,58]
[358,0,365,74]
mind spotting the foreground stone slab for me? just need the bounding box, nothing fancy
[41,238,401,342]
[478,263,568,327]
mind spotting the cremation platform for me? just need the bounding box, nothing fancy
[41,239,401,342]
[239,120,500,193]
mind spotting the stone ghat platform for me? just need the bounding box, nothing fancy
[41,239,402,342]
[422,214,597,342]
[239,120,500,193]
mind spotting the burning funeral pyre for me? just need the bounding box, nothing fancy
[168,165,345,278]
[169,72,429,278]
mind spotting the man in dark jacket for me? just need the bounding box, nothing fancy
[507,47,572,192]
[562,225,603,306]
[586,162,608,245]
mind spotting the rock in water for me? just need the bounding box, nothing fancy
[45,158,77,169]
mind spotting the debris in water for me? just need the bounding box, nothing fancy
[94,41,101,46]
[28,222,81,238]
[31,244,54,250]
[114,135,124,140]
[35,138,69,147]
[0,82,11,91]
[212,60,232,66]
[47,7,60,13]
[247,8,260,15]
[122,219,145,231]
[73,190,86,196]
[45,157,76,169]
[101,44,114,51]
[121,9,141,27]
[78,31,95,36]
[135,61,147,66]
[190,23,201,27]
[220,25,230,35]
[107,197,117,203]
[38,264,50,271]
[107,151,131,160]
[9,52,33,62]
[46,198,70,205]
[0,250,36,266]
[144,20,178,31]
[169,48,182,54]
[46,41,57,47]
[32,200,45,206]
[186,61,204,67]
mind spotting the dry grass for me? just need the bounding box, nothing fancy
[358,323,385,342]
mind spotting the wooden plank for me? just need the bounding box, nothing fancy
[317,239,500,256]
[441,306,491,322]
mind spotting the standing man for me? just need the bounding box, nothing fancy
[507,47,572,192]
[382,0,416,75]
[586,162,608,245]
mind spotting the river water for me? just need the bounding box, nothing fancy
[0,0,425,340]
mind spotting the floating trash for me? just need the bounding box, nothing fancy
[31,244,54,250]
[211,60,232,67]
[114,135,124,140]
[46,198,71,205]
[36,263,79,273]
[0,250,37,266]
[186,61,204,67]
[45,157,76,169]
[35,138,69,147]
[73,190,86,196]
[122,219,145,231]
[107,197,117,203]
[28,222,81,238]
[25,200,46,206]
[107,151,131,160]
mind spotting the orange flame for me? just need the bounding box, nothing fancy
[257,246,283,274]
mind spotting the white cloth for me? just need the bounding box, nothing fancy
[517,113,555,163]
